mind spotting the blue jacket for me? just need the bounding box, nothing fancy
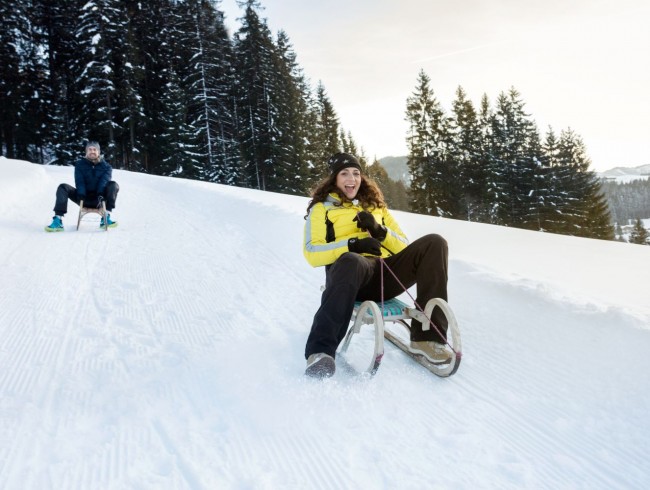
[74,157,112,198]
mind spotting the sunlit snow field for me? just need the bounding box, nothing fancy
[1,157,649,489]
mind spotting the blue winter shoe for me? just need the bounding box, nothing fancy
[100,214,118,229]
[45,216,64,232]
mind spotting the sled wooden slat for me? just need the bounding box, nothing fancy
[354,297,410,322]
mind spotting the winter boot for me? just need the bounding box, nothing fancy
[305,353,336,378]
[45,216,64,232]
[100,213,118,229]
[408,341,452,365]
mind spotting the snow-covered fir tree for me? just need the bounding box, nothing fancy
[553,128,613,239]
[233,0,281,190]
[538,127,562,231]
[308,82,341,185]
[37,0,82,165]
[156,69,201,177]
[450,86,486,221]
[268,30,312,195]
[110,1,147,171]
[0,0,51,163]
[73,0,132,161]
[487,88,540,228]
[629,218,650,245]
[175,0,238,183]
[122,0,179,174]
[405,70,454,217]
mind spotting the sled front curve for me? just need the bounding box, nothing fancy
[405,297,462,377]
[339,300,385,375]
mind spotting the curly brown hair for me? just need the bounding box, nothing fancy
[304,173,386,218]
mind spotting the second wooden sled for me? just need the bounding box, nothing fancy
[77,199,109,231]
[338,297,462,377]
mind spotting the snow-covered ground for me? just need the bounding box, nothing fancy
[1,157,649,490]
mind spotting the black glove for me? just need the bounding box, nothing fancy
[348,237,382,256]
[353,211,387,241]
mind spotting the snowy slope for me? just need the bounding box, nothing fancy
[1,157,649,490]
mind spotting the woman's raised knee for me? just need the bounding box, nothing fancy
[420,233,448,250]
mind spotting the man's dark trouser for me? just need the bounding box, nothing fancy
[305,233,449,359]
[53,181,119,216]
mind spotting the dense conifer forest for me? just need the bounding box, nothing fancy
[1,0,617,240]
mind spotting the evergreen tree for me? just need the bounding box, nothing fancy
[367,158,409,210]
[156,69,200,177]
[629,219,649,245]
[73,0,130,161]
[269,30,311,195]
[478,93,499,222]
[37,0,81,165]
[552,129,613,239]
[550,129,581,234]
[123,0,179,173]
[366,158,389,188]
[308,82,341,185]
[523,124,545,230]
[0,0,50,162]
[490,89,533,226]
[388,178,410,211]
[582,180,615,240]
[110,0,149,170]
[487,88,540,227]
[175,0,238,182]
[299,88,321,191]
[0,1,21,158]
[340,130,359,156]
[405,70,453,216]
[450,86,485,221]
[538,127,561,231]
[233,0,280,190]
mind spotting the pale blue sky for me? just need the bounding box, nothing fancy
[220,0,650,171]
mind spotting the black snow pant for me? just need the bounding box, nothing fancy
[53,181,119,216]
[304,233,449,359]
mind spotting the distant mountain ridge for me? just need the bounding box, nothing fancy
[599,164,650,183]
[377,156,409,183]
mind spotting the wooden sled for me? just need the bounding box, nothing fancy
[77,199,109,231]
[338,297,462,378]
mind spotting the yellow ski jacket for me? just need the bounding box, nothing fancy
[303,193,409,267]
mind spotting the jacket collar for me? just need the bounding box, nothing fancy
[326,192,359,207]
[326,192,341,204]
[82,157,103,166]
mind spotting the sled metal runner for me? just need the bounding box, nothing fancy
[338,297,462,377]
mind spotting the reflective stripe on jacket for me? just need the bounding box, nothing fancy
[303,193,409,267]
